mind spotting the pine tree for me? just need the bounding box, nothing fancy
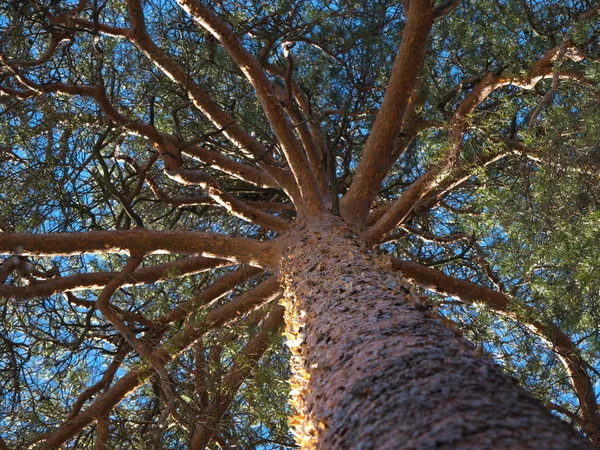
[1,0,599,448]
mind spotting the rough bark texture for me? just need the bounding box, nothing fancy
[390,258,600,443]
[280,216,593,450]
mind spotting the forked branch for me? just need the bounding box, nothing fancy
[173,0,326,215]
[365,42,590,245]
[0,256,230,300]
[190,305,285,449]
[32,279,282,449]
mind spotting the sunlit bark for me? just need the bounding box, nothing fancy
[174,0,326,215]
[340,0,434,225]
[280,216,594,449]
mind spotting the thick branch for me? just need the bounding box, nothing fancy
[159,276,281,351]
[94,415,110,450]
[265,62,330,198]
[116,146,291,225]
[122,1,301,203]
[365,43,587,244]
[179,140,280,190]
[365,150,509,240]
[0,229,278,269]
[0,62,289,220]
[340,0,434,226]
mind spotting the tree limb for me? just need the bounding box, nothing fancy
[33,281,281,449]
[365,43,588,244]
[163,164,291,233]
[0,229,278,269]
[339,0,434,226]
[0,256,229,300]
[190,304,284,449]
[47,6,299,202]
[173,0,326,216]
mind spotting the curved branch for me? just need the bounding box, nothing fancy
[365,43,589,245]
[163,164,290,233]
[95,256,153,355]
[0,256,229,300]
[95,256,176,395]
[0,30,72,67]
[48,8,130,38]
[34,279,282,449]
[48,7,299,202]
[66,347,129,421]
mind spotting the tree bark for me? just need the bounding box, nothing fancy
[390,258,600,443]
[280,216,594,449]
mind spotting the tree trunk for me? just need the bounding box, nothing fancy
[280,216,593,449]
